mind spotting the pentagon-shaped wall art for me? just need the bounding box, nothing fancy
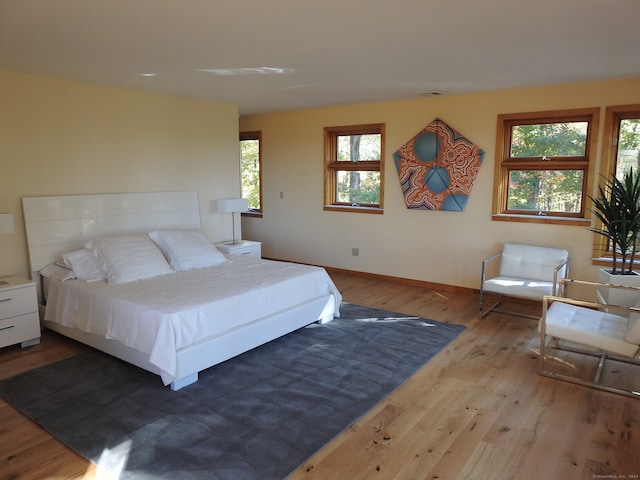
[393,118,485,211]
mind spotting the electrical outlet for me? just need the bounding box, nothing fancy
[352,247,359,256]
[280,191,284,199]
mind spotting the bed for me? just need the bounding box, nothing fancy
[23,191,341,390]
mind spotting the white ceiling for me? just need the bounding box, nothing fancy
[1,0,639,115]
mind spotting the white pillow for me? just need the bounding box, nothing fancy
[39,262,76,281]
[62,249,108,282]
[149,229,228,271]
[87,234,173,284]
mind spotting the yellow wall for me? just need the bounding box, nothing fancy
[0,70,240,278]
[239,77,640,289]
[4,70,639,289]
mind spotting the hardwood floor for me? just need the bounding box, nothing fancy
[1,272,639,479]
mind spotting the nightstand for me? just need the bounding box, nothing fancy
[215,240,262,258]
[0,276,41,349]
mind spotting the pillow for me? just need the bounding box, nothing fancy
[39,262,76,281]
[149,229,227,271]
[87,234,173,284]
[62,249,108,282]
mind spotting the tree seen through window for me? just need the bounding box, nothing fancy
[240,132,261,212]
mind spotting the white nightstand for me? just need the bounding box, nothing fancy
[215,240,262,258]
[0,276,41,349]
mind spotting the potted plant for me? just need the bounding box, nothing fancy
[590,167,640,304]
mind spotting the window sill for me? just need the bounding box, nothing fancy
[241,211,263,219]
[491,214,590,226]
[323,205,383,215]
[591,257,640,269]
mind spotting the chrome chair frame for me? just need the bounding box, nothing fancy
[539,279,640,399]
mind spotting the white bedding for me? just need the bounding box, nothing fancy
[45,255,342,384]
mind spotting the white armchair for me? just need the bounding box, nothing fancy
[540,279,640,398]
[480,243,569,319]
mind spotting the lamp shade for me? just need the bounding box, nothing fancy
[216,198,248,213]
[0,213,14,235]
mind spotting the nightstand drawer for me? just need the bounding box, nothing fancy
[0,285,37,320]
[232,245,260,257]
[0,312,40,348]
[215,240,262,258]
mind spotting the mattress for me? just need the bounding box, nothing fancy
[44,255,342,380]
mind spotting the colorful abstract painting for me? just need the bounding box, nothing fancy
[393,118,484,211]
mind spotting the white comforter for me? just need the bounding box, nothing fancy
[45,256,342,382]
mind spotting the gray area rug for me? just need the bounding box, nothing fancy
[0,303,465,479]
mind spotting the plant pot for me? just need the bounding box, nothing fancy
[596,268,640,307]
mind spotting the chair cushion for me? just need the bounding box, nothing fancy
[483,276,554,300]
[500,243,569,282]
[544,301,639,358]
[625,296,640,344]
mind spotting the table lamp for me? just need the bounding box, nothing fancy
[0,214,14,235]
[216,198,248,245]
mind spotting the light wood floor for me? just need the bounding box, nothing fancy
[1,272,639,479]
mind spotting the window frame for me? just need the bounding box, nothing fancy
[239,130,263,218]
[592,104,640,263]
[492,107,598,226]
[323,123,385,214]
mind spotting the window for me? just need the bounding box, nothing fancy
[605,105,640,180]
[594,104,640,261]
[324,124,385,213]
[493,108,598,224]
[240,131,262,215]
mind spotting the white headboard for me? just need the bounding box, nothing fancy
[23,191,201,275]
